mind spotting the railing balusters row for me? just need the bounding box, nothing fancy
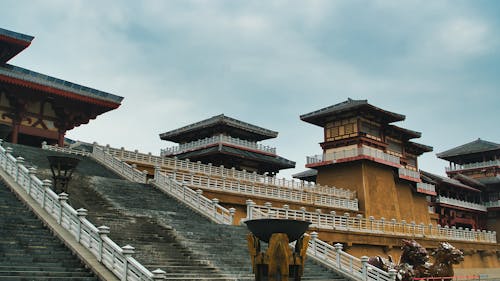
[246,203,497,244]
[0,141,165,280]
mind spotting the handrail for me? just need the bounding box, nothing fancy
[166,169,358,211]
[92,146,148,183]
[246,203,497,244]
[0,141,165,281]
[436,196,487,212]
[307,146,401,166]
[41,141,91,156]
[417,182,436,195]
[92,143,356,199]
[153,169,235,225]
[307,232,395,281]
[161,134,277,156]
[445,160,500,172]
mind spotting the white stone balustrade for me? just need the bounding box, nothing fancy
[80,143,357,200]
[417,182,436,194]
[445,160,500,172]
[307,146,401,167]
[0,141,161,281]
[398,167,420,180]
[153,168,235,225]
[161,134,277,156]
[307,232,394,281]
[436,196,487,212]
[246,203,496,243]
[485,200,500,208]
[166,169,359,211]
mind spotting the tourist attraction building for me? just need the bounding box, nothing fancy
[0,27,122,146]
[437,138,500,239]
[159,114,295,175]
[1,26,499,280]
[299,98,433,223]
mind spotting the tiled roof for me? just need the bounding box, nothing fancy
[0,64,123,105]
[453,174,485,188]
[437,138,500,159]
[292,169,318,179]
[0,27,34,63]
[160,114,278,142]
[175,144,295,169]
[387,125,421,139]
[407,141,433,154]
[420,170,480,192]
[300,98,405,127]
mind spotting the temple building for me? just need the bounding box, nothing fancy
[437,138,500,238]
[159,114,295,175]
[0,27,123,146]
[420,170,486,230]
[298,98,433,223]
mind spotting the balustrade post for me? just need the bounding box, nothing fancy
[334,243,343,268]
[42,179,52,209]
[330,211,336,229]
[380,217,385,233]
[401,220,406,234]
[356,214,363,230]
[391,219,397,234]
[316,209,322,227]
[428,223,433,237]
[196,189,203,209]
[212,198,220,219]
[411,221,416,236]
[301,207,307,221]
[76,208,88,242]
[388,269,397,281]
[361,256,369,280]
[310,232,318,256]
[27,167,37,195]
[229,208,236,225]
[264,202,272,218]
[151,269,167,280]
[121,245,135,281]
[369,216,374,232]
[57,193,69,224]
[97,226,110,262]
[283,205,289,219]
[15,157,24,182]
[246,199,255,220]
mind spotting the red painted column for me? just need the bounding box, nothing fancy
[11,121,20,144]
[58,130,65,147]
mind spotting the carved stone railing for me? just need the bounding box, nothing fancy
[417,182,436,195]
[307,232,395,281]
[436,196,487,212]
[485,200,500,208]
[92,146,148,184]
[307,146,401,167]
[161,134,277,156]
[0,141,166,281]
[246,203,497,243]
[398,167,421,181]
[445,160,500,172]
[153,168,235,225]
[42,141,91,156]
[92,143,357,200]
[167,169,358,211]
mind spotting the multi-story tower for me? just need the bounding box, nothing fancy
[437,138,500,237]
[159,114,295,175]
[300,98,433,223]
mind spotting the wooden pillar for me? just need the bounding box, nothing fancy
[58,130,65,147]
[11,120,20,144]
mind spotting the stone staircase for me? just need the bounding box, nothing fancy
[0,180,98,281]
[9,143,349,281]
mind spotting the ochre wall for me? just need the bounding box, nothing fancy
[316,160,430,224]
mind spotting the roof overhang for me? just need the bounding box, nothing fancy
[300,98,405,127]
[0,27,34,63]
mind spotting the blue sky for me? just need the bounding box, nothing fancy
[2,1,500,178]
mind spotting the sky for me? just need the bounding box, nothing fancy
[2,0,500,179]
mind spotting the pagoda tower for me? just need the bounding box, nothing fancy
[0,27,123,146]
[300,98,433,223]
[437,138,500,237]
[159,114,295,175]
